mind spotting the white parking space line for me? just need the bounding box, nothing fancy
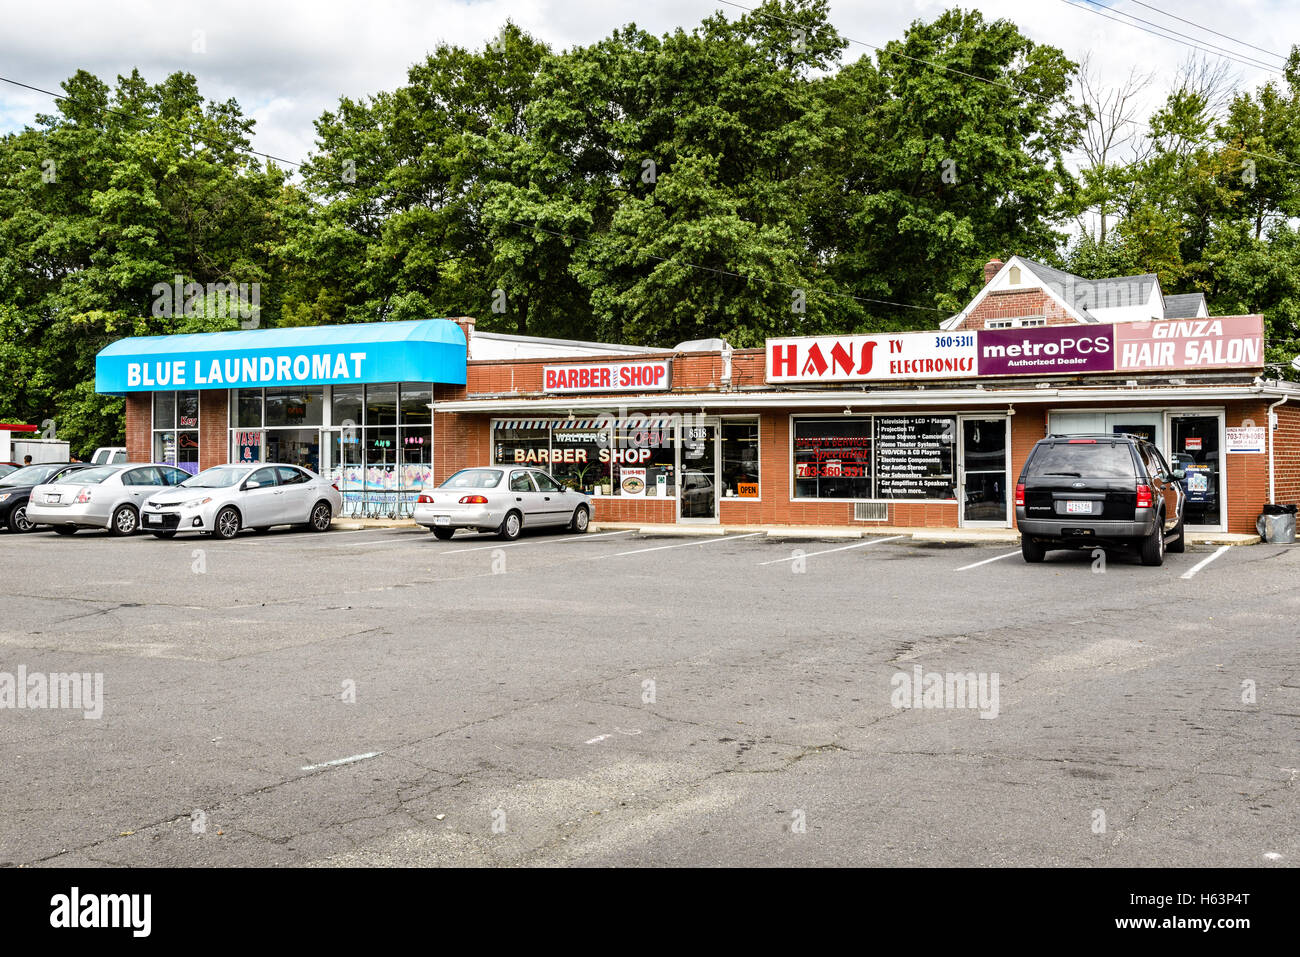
[1180,545,1231,580]
[609,532,764,556]
[955,550,1022,571]
[757,535,906,565]
[300,751,382,771]
[441,529,635,554]
[335,532,440,547]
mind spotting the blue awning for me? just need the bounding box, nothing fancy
[96,319,467,394]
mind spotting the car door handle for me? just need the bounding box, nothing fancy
[544,496,551,501]
[515,496,523,501]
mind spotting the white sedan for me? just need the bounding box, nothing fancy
[140,463,342,539]
[27,463,191,535]
[413,467,592,540]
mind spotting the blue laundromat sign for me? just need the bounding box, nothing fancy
[95,319,467,393]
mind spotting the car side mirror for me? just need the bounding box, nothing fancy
[244,480,261,489]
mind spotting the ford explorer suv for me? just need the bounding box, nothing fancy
[1016,434,1186,566]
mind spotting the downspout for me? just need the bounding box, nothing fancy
[1268,393,1290,505]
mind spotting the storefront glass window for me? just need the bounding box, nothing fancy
[265,429,321,472]
[332,386,363,432]
[1171,415,1221,527]
[549,427,608,493]
[400,385,432,425]
[793,418,872,499]
[264,388,323,427]
[365,384,397,427]
[612,426,676,498]
[721,420,760,499]
[152,391,200,474]
[494,427,549,466]
[234,390,262,428]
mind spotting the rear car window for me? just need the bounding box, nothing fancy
[62,466,120,485]
[1027,442,1136,479]
[442,469,503,489]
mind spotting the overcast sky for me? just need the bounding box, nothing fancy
[0,0,1292,167]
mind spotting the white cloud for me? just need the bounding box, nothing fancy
[0,0,1291,167]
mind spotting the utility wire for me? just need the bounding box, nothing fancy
[1060,0,1281,74]
[1121,0,1288,63]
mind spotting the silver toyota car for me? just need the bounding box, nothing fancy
[413,467,591,540]
[27,463,191,535]
[140,463,342,539]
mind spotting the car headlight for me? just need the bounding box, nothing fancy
[183,497,213,508]
[0,493,9,501]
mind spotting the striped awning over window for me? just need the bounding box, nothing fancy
[494,416,677,430]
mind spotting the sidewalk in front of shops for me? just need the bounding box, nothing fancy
[331,517,1260,546]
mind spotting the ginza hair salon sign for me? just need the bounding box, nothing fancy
[766,317,1265,383]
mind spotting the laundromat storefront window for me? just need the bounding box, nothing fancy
[153,391,200,474]
[793,415,956,500]
[229,384,434,516]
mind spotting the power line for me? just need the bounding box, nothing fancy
[1060,0,1281,74]
[1120,0,1288,63]
[0,75,306,170]
[715,0,1300,170]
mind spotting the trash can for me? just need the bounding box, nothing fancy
[1257,503,1297,543]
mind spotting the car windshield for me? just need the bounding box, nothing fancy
[180,466,248,489]
[0,464,66,486]
[0,464,18,478]
[1030,442,1135,479]
[441,469,503,489]
[60,466,120,485]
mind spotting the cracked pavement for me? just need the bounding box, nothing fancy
[1,525,1297,866]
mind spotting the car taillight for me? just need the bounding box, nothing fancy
[74,489,91,504]
[331,482,339,491]
[1136,484,1153,508]
[1067,438,1097,443]
[1015,483,1025,506]
[417,494,433,504]
[459,495,488,504]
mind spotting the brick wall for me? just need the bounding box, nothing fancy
[199,390,229,469]
[1272,403,1300,506]
[464,350,767,397]
[954,289,1076,331]
[125,394,150,462]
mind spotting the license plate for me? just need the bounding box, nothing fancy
[1065,501,1092,514]
[434,515,451,526]
[44,493,59,503]
[145,513,160,524]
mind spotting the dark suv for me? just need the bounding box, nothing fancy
[1016,434,1186,566]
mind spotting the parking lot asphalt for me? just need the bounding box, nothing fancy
[1,524,1297,867]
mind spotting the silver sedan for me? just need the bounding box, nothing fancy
[27,463,191,536]
[140,463,342,539]
[413,467,592,540]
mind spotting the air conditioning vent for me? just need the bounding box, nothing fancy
[854,502,888,522]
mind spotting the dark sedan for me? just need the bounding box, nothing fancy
[0,463,95,532]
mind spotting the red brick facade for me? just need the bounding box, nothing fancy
[955,288,1077,331]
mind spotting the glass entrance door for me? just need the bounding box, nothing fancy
[678,422,719,521]
[1167,413,1224,529]
[959,416,1009,527]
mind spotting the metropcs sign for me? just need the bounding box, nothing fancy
[766,317,1265,383]
[543,359,671,393]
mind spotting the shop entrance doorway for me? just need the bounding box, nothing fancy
[958,415,1009,527]
[678,421,719,522]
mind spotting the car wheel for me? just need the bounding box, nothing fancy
[308,501,332,532]
[1020,537,1046,563]
[432,528,454,540]
[53,525,77,536]
[568,506,590,533]
[1167,513,1185,554]
[498,510,522,541]
[151,531,177,539]
[214,506,241,540]
[1139,516,1166,566]
[9,505,34,533]
[110,504,138,536]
